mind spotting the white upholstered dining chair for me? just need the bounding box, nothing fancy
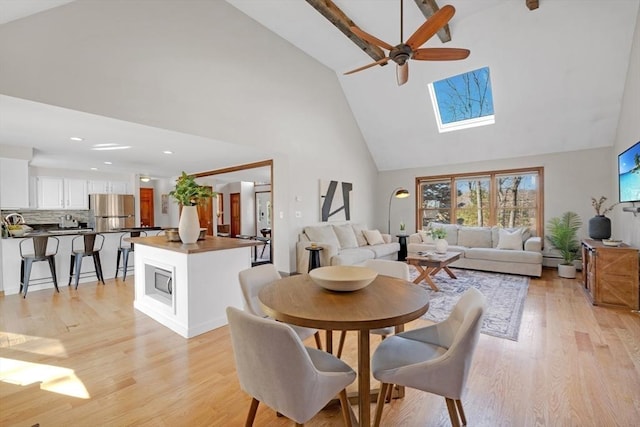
[226,307,356,426]
[238,264,323,349]
[335,259,411,358]
[371,287,487,427]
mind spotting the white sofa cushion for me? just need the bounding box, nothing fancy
[465,247,542,264]
[333,224,358,249]
[367,242,401,259]
[457,226,492,248]
[331,248,375,265]
[304,225,340,248]
[363,229,385,245]
[350,223,369,247]
[496,228,524,250]
[429,223,459,245]
[418,230,434,243]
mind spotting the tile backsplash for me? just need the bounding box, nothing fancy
[1,209,90,224]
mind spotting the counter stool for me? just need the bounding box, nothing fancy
[115,231,146,281]
[68,233,105,289]
[19,234,60,298]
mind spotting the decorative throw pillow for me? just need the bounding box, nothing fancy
[458,226,492,248]
[497,228,523,250]
[363,229,385,246]
[304,225,340,248]
[351,223,369,247]
[332,224,358,249]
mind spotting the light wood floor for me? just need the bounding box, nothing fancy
[1,269,639,426]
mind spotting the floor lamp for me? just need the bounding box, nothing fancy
[388,187,410,234]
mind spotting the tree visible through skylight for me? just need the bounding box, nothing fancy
[428,66,495,133]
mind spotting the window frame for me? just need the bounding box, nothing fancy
[415,167,544,239]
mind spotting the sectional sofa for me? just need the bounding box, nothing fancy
[407,223,543,277]
[296,223,399,273]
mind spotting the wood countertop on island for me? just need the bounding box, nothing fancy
[128,235,261,254]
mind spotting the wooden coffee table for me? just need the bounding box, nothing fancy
[406,251,462,291]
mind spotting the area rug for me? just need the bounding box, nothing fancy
[409,267,530,341]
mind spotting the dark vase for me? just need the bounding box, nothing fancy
[588,215,611,240]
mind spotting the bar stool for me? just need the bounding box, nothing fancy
[115,231,146,281]
[68,233,105,289]
[19,234,60,298]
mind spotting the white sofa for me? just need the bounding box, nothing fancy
[408,224,543,277]
[296,223,399,273]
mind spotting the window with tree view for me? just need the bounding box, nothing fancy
[417,167,543,236]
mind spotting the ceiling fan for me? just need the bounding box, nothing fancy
[345,2,470,86]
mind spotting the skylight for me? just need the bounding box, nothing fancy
[428,66,495,133]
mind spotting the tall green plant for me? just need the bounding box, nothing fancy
[545,211,582,265]
[169,171,216,206]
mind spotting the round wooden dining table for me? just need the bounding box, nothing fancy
[259,273,430,427]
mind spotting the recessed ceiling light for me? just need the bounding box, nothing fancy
[70,137,84,141]
[90,167,98,171]
[163,150,173,154]
[104,161,112,165]
[140,176,151,183]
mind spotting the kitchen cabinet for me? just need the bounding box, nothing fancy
[581,239,639,310]
[88,180,131,194]
[37,177,88,209]
[0,158,30,209]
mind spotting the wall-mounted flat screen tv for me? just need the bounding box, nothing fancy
[619,141,640,203]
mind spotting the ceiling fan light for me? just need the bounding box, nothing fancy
[397,63,408,86]
[140,176,151,182]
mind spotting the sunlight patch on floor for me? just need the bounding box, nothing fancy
[0,332,68,357]
[0,357,90,399]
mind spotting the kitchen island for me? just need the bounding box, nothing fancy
[128,235,261,338]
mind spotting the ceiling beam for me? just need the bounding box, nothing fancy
[412,0,451,43]
[305,0,386,62]
[526,0,539,10]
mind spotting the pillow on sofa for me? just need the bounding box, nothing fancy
[497,228,523,250]
[492,226,531,248]
[363,229,385,245]
[304,225,340,248]
[351,223,369,247]
[458,226,492,248]
[333,224,359,249]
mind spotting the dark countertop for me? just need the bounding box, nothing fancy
[128,235,262,254]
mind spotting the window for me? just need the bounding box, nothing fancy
[427,66,495,133]
[416,167,543,237]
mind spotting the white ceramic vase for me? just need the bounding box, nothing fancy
[435,238,448,254]
[178,205,200,244]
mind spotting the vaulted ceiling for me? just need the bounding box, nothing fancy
[227,0,639,170]
[1,0,639,176]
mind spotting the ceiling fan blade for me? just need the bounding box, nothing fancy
[350,26,394,51]
[413,48,470,61]
[406,4,455,49]
[344,57,390,75]
[396,63,408,86]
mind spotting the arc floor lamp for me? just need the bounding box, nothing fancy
[388,187,410,234]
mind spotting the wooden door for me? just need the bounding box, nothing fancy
[197,186,214,235]
[230,193,240,237]
[140,188,154,227]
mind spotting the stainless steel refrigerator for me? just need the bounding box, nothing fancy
[89,194,135,232]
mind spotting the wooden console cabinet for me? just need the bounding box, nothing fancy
[581,239,639,310]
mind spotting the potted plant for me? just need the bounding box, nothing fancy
[429,227,448,254]
[169,171,216,244]
[588,196,618,240]
[546,211,582,278]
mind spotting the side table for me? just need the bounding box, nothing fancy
[396,234,408,261]
[305,246,323,272]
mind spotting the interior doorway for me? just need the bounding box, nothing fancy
[230,193,240,237]
[197,185,214,235]
[140,188,155,227]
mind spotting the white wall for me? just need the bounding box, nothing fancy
[0,1,378,273]
[612,7,640,246]
[377,147,614,250]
